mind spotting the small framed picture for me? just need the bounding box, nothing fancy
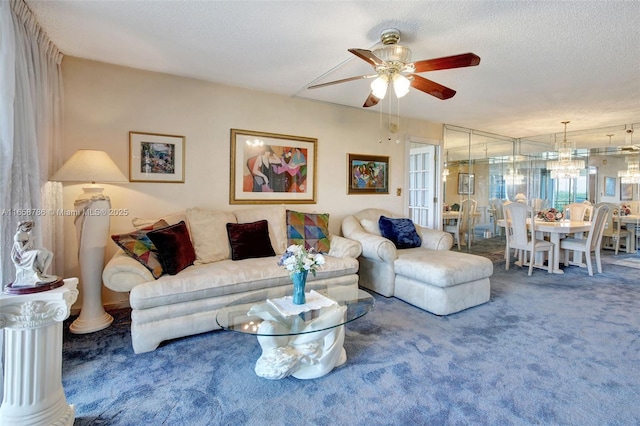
[129,131,185,183]
[621,182,633,201]
[458,173,475,195]
[347,154,389,194]
[604,176,616,197]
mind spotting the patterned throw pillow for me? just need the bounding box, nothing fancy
[378,216,422,249]
[286,210,330,253]
[111,220,169,279]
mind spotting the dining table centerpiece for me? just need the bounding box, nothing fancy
[537,207,564,222]
[277,244,325,305]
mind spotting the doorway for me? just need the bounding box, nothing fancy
[406,137,440,228]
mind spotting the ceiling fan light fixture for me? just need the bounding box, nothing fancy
[392,74,410,98]
[371,75,388,99]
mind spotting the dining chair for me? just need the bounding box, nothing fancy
[490,198,505,236]
[564,202,588,221]
[503,202,554,275]
[601,202,632,254]
[461,198,478,242]
[444,201,471,250]
[559,203,610,276]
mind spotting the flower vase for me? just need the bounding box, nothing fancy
[291,270,308,305]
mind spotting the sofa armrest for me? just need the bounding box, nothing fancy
[416,226,454,251]
[341,215,397,262]
[102,250,154,293]
[328,234,362,258]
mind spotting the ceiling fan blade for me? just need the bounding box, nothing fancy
[363,92,380,108]
[348,48,385,68]
[308,74,377,90]
[410,75,456,100]
[413,53,481,73]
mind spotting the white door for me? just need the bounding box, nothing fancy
[407,140,439,228]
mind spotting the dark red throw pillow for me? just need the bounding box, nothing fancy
[147,221,196,275]
[226,220,276,261]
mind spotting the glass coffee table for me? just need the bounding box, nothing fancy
[216,287,374,380]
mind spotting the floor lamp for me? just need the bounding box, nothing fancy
[51,149,128,333]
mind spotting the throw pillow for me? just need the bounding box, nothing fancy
[360,218,381,236]
[147,221,196,275]
[234,205,287,254]
[186,207,236,264]
[378,216,422,249]
[226,220,276,261]
[286,210,331,253]
[111,220,169,279]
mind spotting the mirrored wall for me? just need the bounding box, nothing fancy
[442,122,640,251]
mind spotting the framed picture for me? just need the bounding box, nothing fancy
[230,129,317,204]
[605,176,616,197]
[129,131,185,183]
[621,182,633,201]
[347,154,389,194]
[458,173,475,195]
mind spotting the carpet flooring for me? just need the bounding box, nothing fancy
[61,242,640,425]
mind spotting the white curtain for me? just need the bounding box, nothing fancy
[0,0,65,288]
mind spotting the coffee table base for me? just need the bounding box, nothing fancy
[254,306,347,380]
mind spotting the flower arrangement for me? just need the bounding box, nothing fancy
[537,208,564,222]
[277,244,325,277]
[620,205,632,216]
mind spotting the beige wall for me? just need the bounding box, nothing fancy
[60,57,443,308]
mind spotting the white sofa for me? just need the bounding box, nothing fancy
[341,208,493,316]
[102,205,362,354]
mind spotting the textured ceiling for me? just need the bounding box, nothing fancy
[26,0,640,142]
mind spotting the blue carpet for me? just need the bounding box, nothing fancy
[62,252,640,425]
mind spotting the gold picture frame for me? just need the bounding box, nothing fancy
[347,154,389,194]
[129,131,185,183]
[229,129,317,204]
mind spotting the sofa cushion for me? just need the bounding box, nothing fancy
[132,211,188,230]
[394,248,493,288]
[186,207,236,264]
[379,216,422,249]
[147,221,196,275]
[129,255,360,310]
[111,219,169,279]
[286,210,330,253]
[226,220,276,261]
[234,205,287,254]
[359,218,381,236]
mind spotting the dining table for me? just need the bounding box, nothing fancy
[498,218,593,274]
[614,214,640,251]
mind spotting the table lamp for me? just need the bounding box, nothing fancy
[51,149,128,333]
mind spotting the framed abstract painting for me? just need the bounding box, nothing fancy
[230,129,317,204]
[347,154,389,194]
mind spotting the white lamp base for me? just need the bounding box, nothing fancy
[69,192,113,335]
[70,310,113,334]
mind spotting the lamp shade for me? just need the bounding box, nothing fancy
[51,150,128,183]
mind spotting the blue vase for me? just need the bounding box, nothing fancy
[291,270,308,305]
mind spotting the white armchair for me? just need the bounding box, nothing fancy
[342,208,493,316]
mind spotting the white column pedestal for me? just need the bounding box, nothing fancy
[0,278,79,426]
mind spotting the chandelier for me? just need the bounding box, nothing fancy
[618,129,640,184]
[547,121,584,179]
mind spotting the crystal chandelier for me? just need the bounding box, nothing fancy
[618,129,640,184]
[547,121,584,179]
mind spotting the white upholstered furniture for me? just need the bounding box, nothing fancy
[560,203,610,276]
[503,202,555,275]
[341,208,493,316]
[102,205,362,353]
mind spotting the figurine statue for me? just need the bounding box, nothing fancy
[10,221,59,287]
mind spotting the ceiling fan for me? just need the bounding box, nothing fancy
[308,28,481,107]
